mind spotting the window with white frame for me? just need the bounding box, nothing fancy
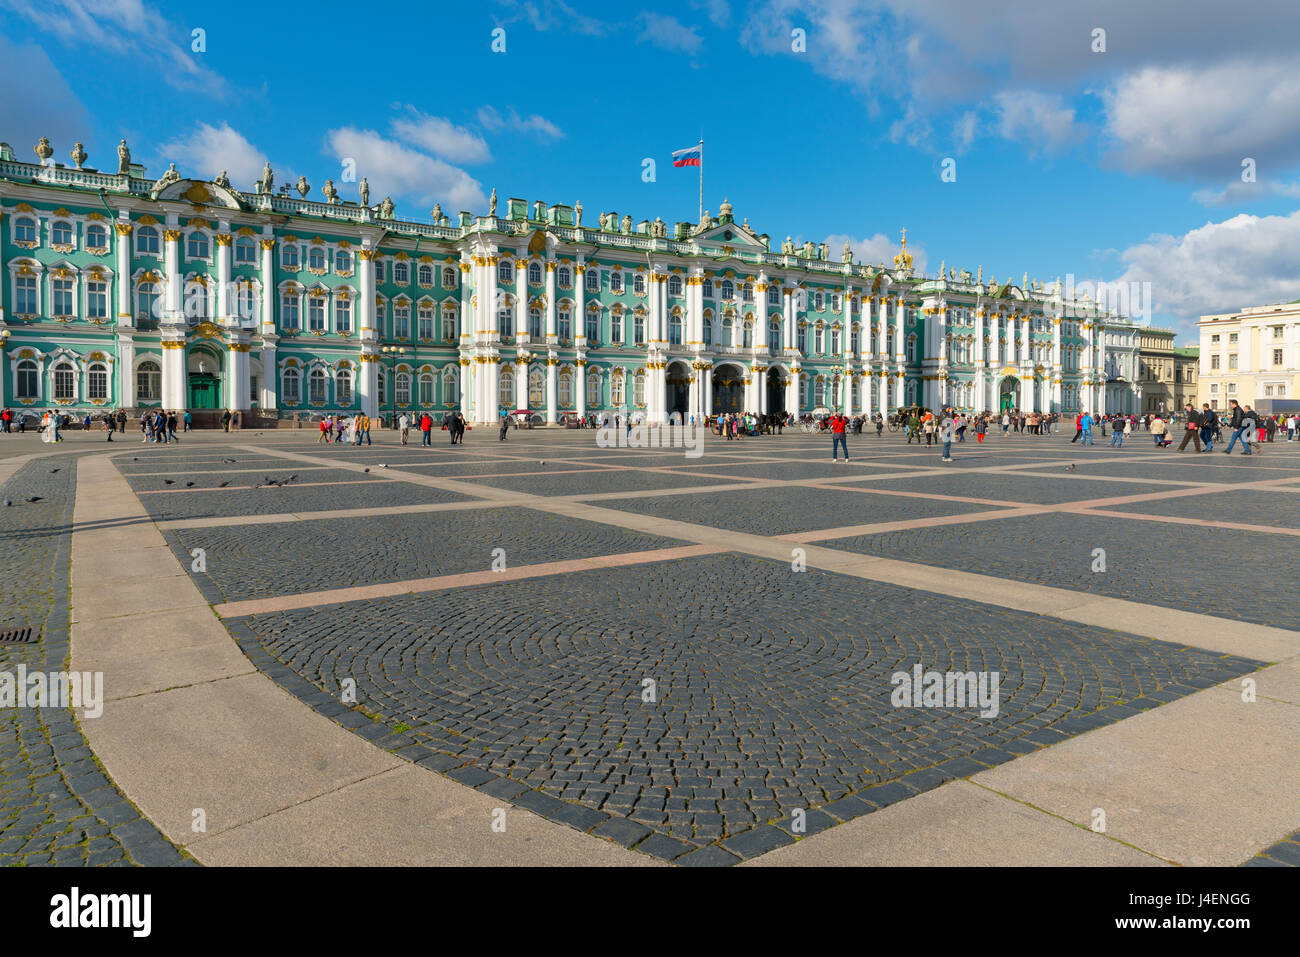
[137,226,160,255]
[558,305,572,340]
[337,368,352,405]
[529,369,544,407]
[282,367,301,403]
[720,279,734,300]
[610,370,626,406]
[87,279,108,320]
[611,307,623,344]
[15,217,37,244]
[586,268,600,293]
[238,284,258,325]
[308,296,325,331]
[419,372,434,405]
[51,221,74,247]
[86,224,108,251]
[281,243,299,269]
[669,311,682,345]
[610,271,623,294]
[557,265,571,288]
[702,279,714,298]
[394,303,410,339]
[559,371,573,407]
[88,363,108,401]
[187,232,209,259]
[528,262,543,285]
[442,370,456,405]
[499,303,514,338]
[281,291,300,330]
[633,311,645,345]
[634,273,646,295]
[442,304,457,340]
[375,260,385,283]
[768,286,780,306]
[587,370,601,407]
[51,275,75,317]
[814,325,825,354]
[633,370,646,406]
[308,368,327,403]
[16,360,39,399]
[668,274,682,296]
[395,372,411,405]
[528,306,541,339]
[15,274,38,315]
[235,236,256,263]
[585,305,600,343]
[417,263,432,285]
[137,360,161,401]
[442,267,456,287]
[53,362,76,401]
[137,282,159,323]
[393,261,409,284]
[336,249,353,274]
[308,246,325,271]
[336,296,352,333]
[418,302,434,339]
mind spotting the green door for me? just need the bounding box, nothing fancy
[188,374,220,410]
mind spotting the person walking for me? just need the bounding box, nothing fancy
[1243,405,1262,453]
[1176,403,1203,452]
[499,410,510,441]
[830,411,849,462]
[420,412,433,446]
[975,415,987,444]
[182,410,192,433]
[167,411,179,442]
[1079,411,1094,446]
[939,407,955,462]
[1199,404,1217,452]
[875,413,883,438]
[221,408,231,433]
[399,412,411,446]
[1071,412,1084,443]
[1223,400,1251,455]
[1110,417,1124,447]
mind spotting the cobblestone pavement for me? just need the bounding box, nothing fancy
[166,508,689,603]
[227,553,1259,862]
[824,512,1300,630]
[0,426,1294,867]
[0,456,186,866]
[598,484,1005,534]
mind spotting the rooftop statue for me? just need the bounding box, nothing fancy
[489,187,497,216]
[621,214,632,234]
[431,203,442,223]
[117,138,131,175]
[257,161,274,195]
[359,177,370,207]
[154,163,180,192]
[574,200,582,226]
[379,196,395,219]
[34,136,53,164]
[782,236,794,255]
[322,179,340,204]
[212,169,230,188]
[70,142,87,170]
[296,175,310,198]
[842,241,852,263]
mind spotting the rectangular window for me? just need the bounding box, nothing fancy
[282,245,299,269]
[16,276,38,315]
[88,367,108,401]
[1228,382,1236,393]
[611,313,623,344]
[610,271,623,294]
[52,278,75,317]
[336,298,351,333]
[442,313,456,340]
[1228,353,1238,369]
[375,260,385,283]
[1229,333,1238,344]
[309,298,325,331]
[418,305,434,340]
[1265,385,1274,396]
[395,306,410,339]
[87,281,108,319]
[1273,348,1283,365]
[1210,334,1220,344]
[1210,355,1220,369]
[395,375,410,406]
[1274,326,1284,338]
[282,294,300,330]
[586,269,599,293]
[250,375,258,404]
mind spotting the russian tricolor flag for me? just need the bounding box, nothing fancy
[672,144,702,167]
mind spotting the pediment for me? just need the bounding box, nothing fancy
[156,179,245,210]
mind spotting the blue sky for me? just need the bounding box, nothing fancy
[4,0,1300,341]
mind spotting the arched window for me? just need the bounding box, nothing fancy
[528,262,543,285]
[417,302,434,339]
[703,312,713,346]
[88,362,108,401]
[722,315,733,347]
[393,261,409,284]
[281,242,299,269]
[813,376,826,407]
[499,372,514,409]
[86,224,108,250]
[611,370,625,406]
[702,279,714,298]
[557,265,571,288]
[528,369,545,408]
[633,310,646,345]
[669,311,683,345]
[52,221,74,246]
[498,259,513,283]
[308,368,328,403]
[308,246,326,271]
[137,360,161,401]
[337,368,352,405]
[586,370,601,407]
[442,370,457,405]
[610,270,624,294]
[417,263,432,285]
[814,291,824,311]
[443,267,457,287]
[238,283,259,325]
[633,370,646,406]
[559,370,573,407]
[585,304,600,343]
[668,275,682,296]
[53,361,77,401]
[187,232,209,259]
[15,217,37,244]
[137,282,160,324]
[585,268,600,293]
[378,369,388,407]
[336,249,353,273]
[558,305,572,340]
[442,304,457,340]
[395,371,411,405]
[235,235,256,263]
[633,273,646,295]
[527,306,541,339]
[743,319,753,349]
[769,318,780,346]
[16,359,39,399]
[718,279,732,301]
[137,226,160,255]
[418,372,434,405]
[743,283,754,303]
[336,296,352,333]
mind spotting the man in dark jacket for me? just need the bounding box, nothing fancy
[1176,403,1203,452]
[1198,404,1217,452]
[1223,399,1250,454]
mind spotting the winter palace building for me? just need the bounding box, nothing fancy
[0,137,1142,425]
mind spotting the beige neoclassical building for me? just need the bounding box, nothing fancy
[1198,301,1300,412]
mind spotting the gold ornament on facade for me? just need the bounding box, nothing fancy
[164,229,183,242]
[114,223,134,236]
[215,234,232,247]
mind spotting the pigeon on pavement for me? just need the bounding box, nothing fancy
[26,496,42,503]
[163,479,176,485]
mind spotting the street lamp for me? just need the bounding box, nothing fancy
[381,345,407,427]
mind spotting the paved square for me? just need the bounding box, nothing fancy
[3,427,1296,868]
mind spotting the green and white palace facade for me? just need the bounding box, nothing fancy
[0,139,1143,425]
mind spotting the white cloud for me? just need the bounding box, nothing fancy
[1107,209,1300,335]
[1101,58,1300,178]
[325,127,485,212]
[1193,179,1300,208]
[8,0,227,95]
[994,90,1084,156]
[494,0,609,36]
[158,122,269,189]
[689,0,730,27]
[951,110,978,154]
[391,110,490,164]
[826,232,928,273]
[636,12,703,54]
[476,106,564,140]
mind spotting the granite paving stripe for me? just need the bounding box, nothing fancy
[165,506,693,604]
[470,468,752,496]
[1082,487,1300,529]
[822,511,1300,631]
[863,472,1182,505]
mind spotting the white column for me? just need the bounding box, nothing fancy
[215,229,233,326]
[260,339,277,411]
[576,359,587,418]
[755,277,768,355]
[545,261,557,340]
[227,343,250,411]
[357,246,378,417]
[515,255,527,341]
[546,357,557,424]
[115,221,133,324]
[161,225,186,409]
[841,287,854,414]
[574,261,586,350]
[515,360,527,412]
[163,225,182,320]
[893,298,905,362]
[787,366,800,418]
[782,288,794,350]
[459,357,472,415]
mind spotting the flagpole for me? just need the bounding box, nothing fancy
[698,137,703,224]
